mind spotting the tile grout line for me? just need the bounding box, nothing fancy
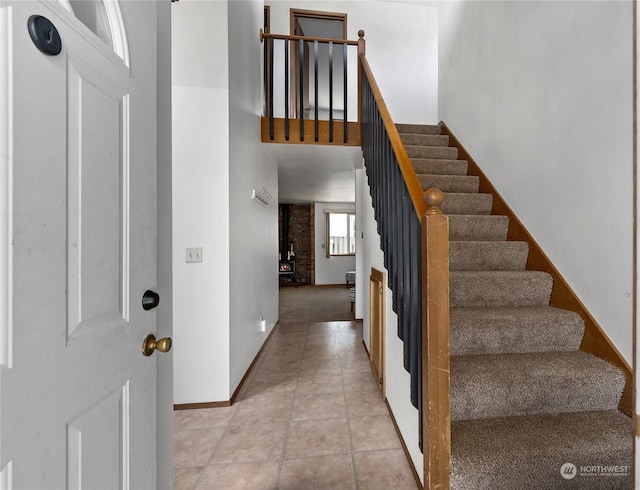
[341,346,360,490]
[273,322,308,489]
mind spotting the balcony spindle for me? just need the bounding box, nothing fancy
[284,40,289,141]
[314,40,319,142]
[299,38,304,141]
[343,42,348,143]
[329,41,334,143]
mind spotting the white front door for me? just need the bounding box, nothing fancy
[0,1,163,488]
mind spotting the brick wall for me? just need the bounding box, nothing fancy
[279,204,314,284]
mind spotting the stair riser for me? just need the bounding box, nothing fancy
[451,354,625,421]
[449,241,528,271]
[395,123,441,135]
[441,193,493,215]
[400,133,449,147]
[450,322,584,356]
[451,411,632,490]
[448,215,508,241]
[411,159,468,176]
[418,175,479,193]
[450,271,552,307]
[406,145,458,160]
[450,306,585,356]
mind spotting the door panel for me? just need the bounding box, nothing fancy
[369,268,385,396]
[0,1,159,488]
[67,383,129,489]
[67,60,129,338]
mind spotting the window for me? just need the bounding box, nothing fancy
[326,212,355,257]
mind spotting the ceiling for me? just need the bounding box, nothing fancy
[263,143,362,204]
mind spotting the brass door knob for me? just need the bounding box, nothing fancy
[142,334,172,357]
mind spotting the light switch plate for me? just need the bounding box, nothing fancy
[185,247,203,263]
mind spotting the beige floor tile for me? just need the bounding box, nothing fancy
[174,427,226,468]
[277,454,356,490]
[212,423,287,464]
[302,348,341,362]
[195,461,279,489]
[230,393,294,425]
[284,418,351,459]
[341,355,372,373]
[299,360,342,377]
[259,357,302,372]
[291,392,347,421]
[240,375,298,399]
[174,467,202,490]
[353,449,417,489]
[174,287,417,489]
[349,414,402,452]
[296,373,344,395]
[345,390,388,417]
[174,406,236,431]
[343,370,380,393]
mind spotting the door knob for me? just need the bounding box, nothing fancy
[142,334,172,356]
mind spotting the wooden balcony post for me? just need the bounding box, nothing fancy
[357,30,365,145]
[421,188,451,490]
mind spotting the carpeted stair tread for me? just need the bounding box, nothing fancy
[451,351,625,421]
[400,133,449,147]
[448,215,508,241]
[440,193,493,215]
[411,158,468,176]
[406,144,458,160]
[417,174,479,193]
[450,241,529,271]
[451,410,632,489]
[395,123,441,135]
[450,270,552,307]
[450,306,584,356]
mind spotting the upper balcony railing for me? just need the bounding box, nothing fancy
[259,29,364,145]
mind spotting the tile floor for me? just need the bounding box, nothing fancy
[174,286,417,489]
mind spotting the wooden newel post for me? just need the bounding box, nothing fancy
[421,188,451,489]
[357,29,365,145]
[357,29,366,55]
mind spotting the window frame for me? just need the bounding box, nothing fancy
[325,211,356,258]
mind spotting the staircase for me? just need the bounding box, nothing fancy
[396,123,633,489]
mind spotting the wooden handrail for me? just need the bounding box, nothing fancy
[359,54,451,489]
[260,28,359,46]
[358,54,428,219]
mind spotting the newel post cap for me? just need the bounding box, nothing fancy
[358,30,365,55]
[424,188,445,215]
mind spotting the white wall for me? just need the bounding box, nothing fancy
[266,0,438,124]
[172,1,231,404]
[439,0,633,363]
[314,202,356,284]
[228,0,280,393]
[357,169,423,483]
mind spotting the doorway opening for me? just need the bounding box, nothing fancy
[289,9,347,120]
